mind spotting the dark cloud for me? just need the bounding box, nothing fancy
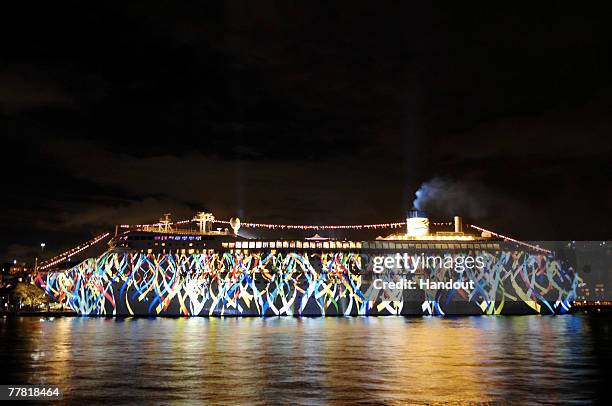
[0,71,73,113]
[1,3,612,262]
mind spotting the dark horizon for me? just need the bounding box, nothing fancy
[1,3,611,262]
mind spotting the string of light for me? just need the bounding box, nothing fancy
[469,225,551,253]
[121,219,455,230]
[227,221,407,230]
[39,232,111,270]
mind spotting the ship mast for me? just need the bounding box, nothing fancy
[159,213,173,233]
[194,212,215,233]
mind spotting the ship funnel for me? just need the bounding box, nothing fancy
[454,216,463,233]
[406,209,429,237]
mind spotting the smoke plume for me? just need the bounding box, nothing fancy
[413,178,490,219]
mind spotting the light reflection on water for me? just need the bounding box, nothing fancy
[0,315,609,405]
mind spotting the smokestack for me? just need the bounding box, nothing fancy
[454,216,463,233]
[407,209,429,237]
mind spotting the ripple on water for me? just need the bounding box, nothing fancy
[0,315,610,405]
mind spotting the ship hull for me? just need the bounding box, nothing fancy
[35,249,579,316]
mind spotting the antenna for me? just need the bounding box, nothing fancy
[159,213,172,232]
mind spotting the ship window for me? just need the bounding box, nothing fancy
[323,242,329,249]
[269,242,275,249]
[256,242,262,249]
[236,242,242,248]
[356,242,362,249]
[296,241,302,248]
[316,242,323,249]
[283,241,289,248]
[248,242,255,249]
[289,241,295,248]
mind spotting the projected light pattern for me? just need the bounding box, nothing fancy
[34,250,579,316]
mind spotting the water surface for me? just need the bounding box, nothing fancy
[1,315,610,404]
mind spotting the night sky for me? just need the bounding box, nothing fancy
[1,3,611,262]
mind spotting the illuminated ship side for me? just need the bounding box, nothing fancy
[34,211,580,316]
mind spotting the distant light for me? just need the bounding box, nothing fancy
[41,243,46,248]
[13,259,16,264]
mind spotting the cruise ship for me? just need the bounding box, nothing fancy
[35,210,580,316]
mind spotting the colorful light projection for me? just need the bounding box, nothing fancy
[34,250,579,316]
